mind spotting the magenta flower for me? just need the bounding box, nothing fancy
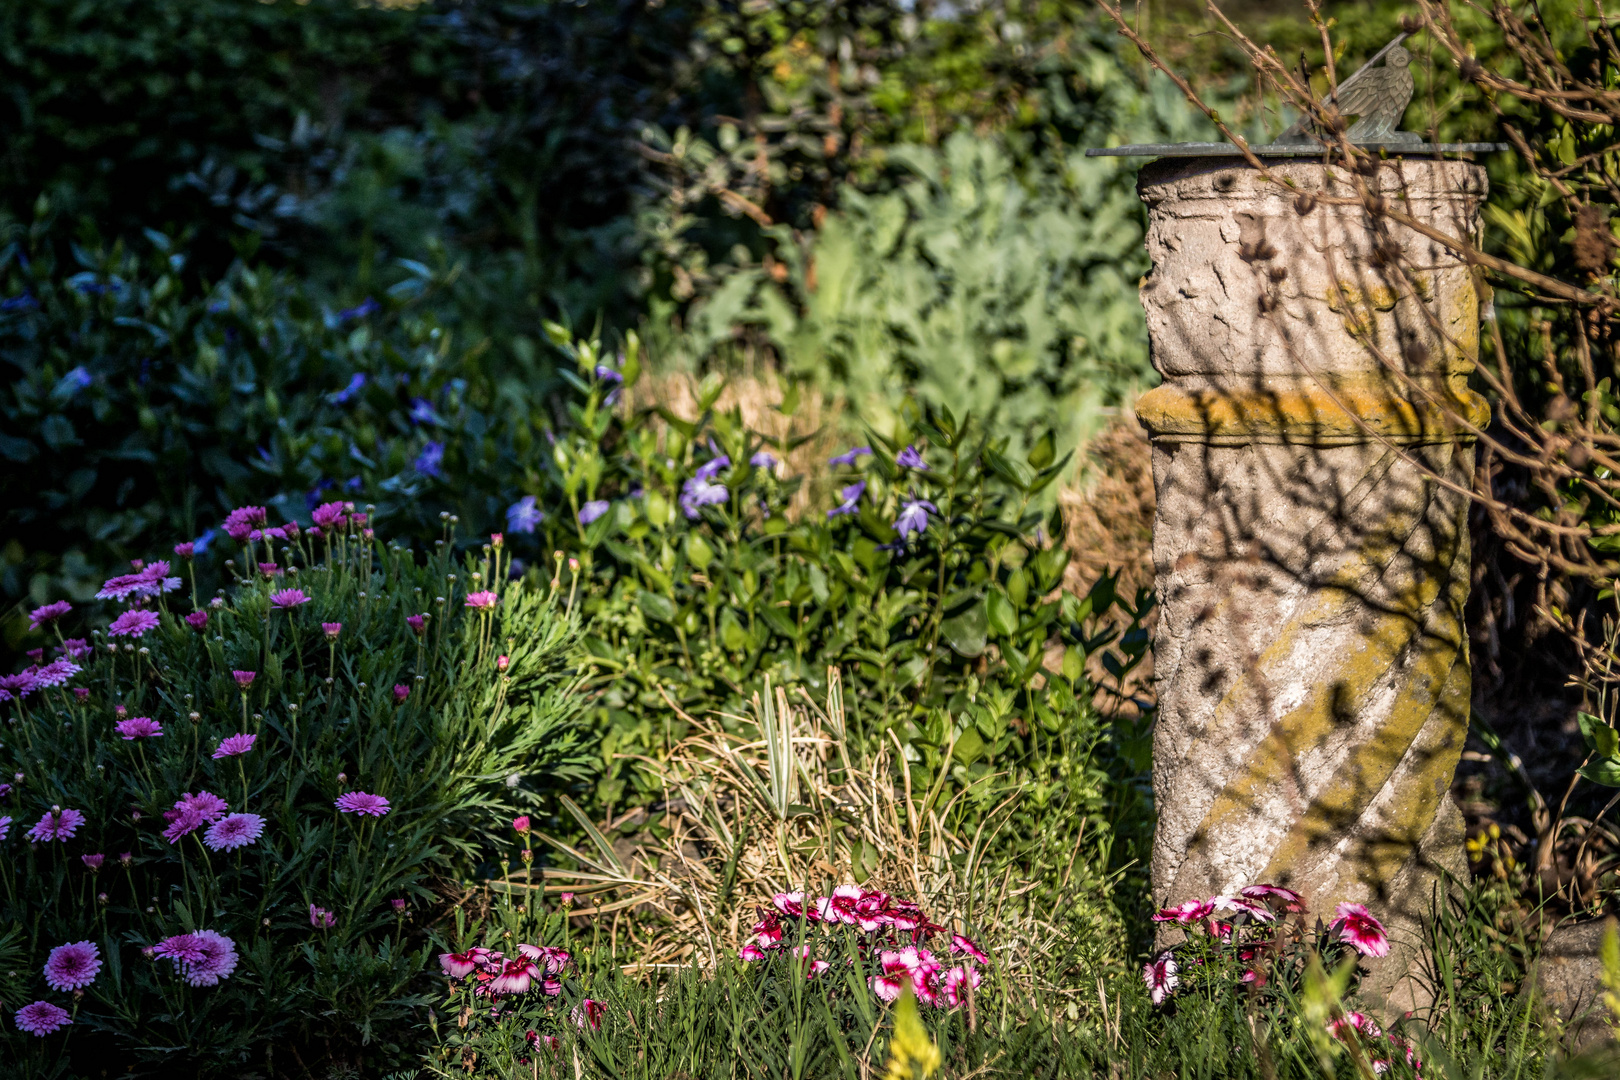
[59,638,91,659]
[13,1000,71,1036]
[1241,883,1307,913]
[464,590,499,610]
[173,541,195,558]
[107,609,160,639]
[1143,952,1178,1005]
[406,614,426,635]
[1151,899,1215,926]
[97,561,181,602]
[571,998,606,1031]
[771,891,816,920]
[334,791,391,817]
[439,950,482,979]
[184,611,208,630]
[115,716,163,739]
[322,622,342,639]
[28,601,72,631]
[212,733,256,759]
[43,941,101,992]
[222,506,267,541]
[1327,1011,1383,1042]
[203,813,265,852]
[232,670,256,689]
[269,588,311,610]
[258,562,280,577]
[0,672,36,702]
[392,683,409,703]
[309,904,336,930]
[391,898,406,913]
[29,659,82,688]
[943,964,981,1007]
[1211,894,1277,923]
[81,853,104,871]
[163,791,228,843]
[311,502,348,530]
[1329,902,1390,958]
[869,949,919,1003]
[950,933,991,965]
[513,815,531,834]
[26,807,85,843]
[153,930,238,986]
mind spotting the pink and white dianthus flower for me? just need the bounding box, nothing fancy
[751,910,784,947]
[334,791,391,817]
[851,889,894,932]
[816,884,864,925]
[1143,952,1179,1005]
[1211,895,1277,923]
[950,933,991,965]
[203,813,265,852]
[212,733,256,758]
[26,807,86,843]
[1329,903,1390,958]
[28,601,72,631]
[944,965,982,1007]
[269,588,310,610]
[870,950,918,1003]
[107,609,160,639]
[516,944,570,977]
[1151,899,1216,926]
[43,941,101,992]
[771,891,817,920]
[491,959,540,994]
[571,998,606,1031]
[739,944,768,962]
[13,1000,71,1036]
[439,949,493,979]
[1327,1011,1383,1042]
[116,716,163,739]
[222,506,268,541]
[464,590,499,610]
[1241,883,1307,913]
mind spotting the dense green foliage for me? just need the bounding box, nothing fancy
[0,512,589,1075]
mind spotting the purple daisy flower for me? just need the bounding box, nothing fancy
[43,941,101,992]
[0,672,36,702]
[334,791,391,817]
[222,506,268,542]
[28,601,72,631]
[203,813,265,852]
[28,659,81,688]
[107,609,160,639]
[13,1000,71,1036]
[26,807,86,843]
[115,717,163,740]
[153,930,238,987]
[309,904,336,929]
[212,733,256,759]
[269,588,310,610]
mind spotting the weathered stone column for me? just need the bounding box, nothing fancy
[1135,157,1488,997]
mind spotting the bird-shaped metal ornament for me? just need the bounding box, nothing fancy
[1276,36,1421,145]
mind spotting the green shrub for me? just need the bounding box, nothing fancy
[0,507,590,1075]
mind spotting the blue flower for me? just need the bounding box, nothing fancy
[507,496,544,534]
[594,364,624,385]
[1,292,39,313]
[894,497,938,540]
[192,529,217,556]
[829,446,872,467]
[578,500,610,525]
[329,373,367,405]
[679,478,728,519]
[305,479,336,511]
[206,300,229,314]
[344,476,363,492]
[694,455,730,483]
[408,397,440,425]
[750,450,778,469]
[336,298,379,323]
[414,441,445,478]
[827,480,866,518]
[896,445,929,471]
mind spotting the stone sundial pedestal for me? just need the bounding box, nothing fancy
[1087,34,1504,998]
[1132,154,1487,1003]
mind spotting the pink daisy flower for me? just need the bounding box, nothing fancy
[311,502,347,530]
[232,670,256,689]
[512,815,531,834]
[81,853,104,870]
[163,791,228,843]
[1329,903,1390,958]
[107,609,160,638]
[0,817,11,841]
[184,611,208,630]
[406,614,426,635]
[464,590,499,610]
[115,716,163,739]
[28,659,82,688]
[392,683,409,703]
[58,638,92,659]
[13,1000,71,1036]
[155,930,238,986]
[1143,952,1178,1005]
[0,672,35,702]
[173,542,195,558]
[26,807,85,843]
[222,506,267,541]
[322,622,342,639]
[28,601,72,631]
[203,813,265,851]
[211,733,256,758]
[334,791,390,817]
[151,934,208,965]
[269,588,310,610]
[43,941,101,992]
[309,904,336,929]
